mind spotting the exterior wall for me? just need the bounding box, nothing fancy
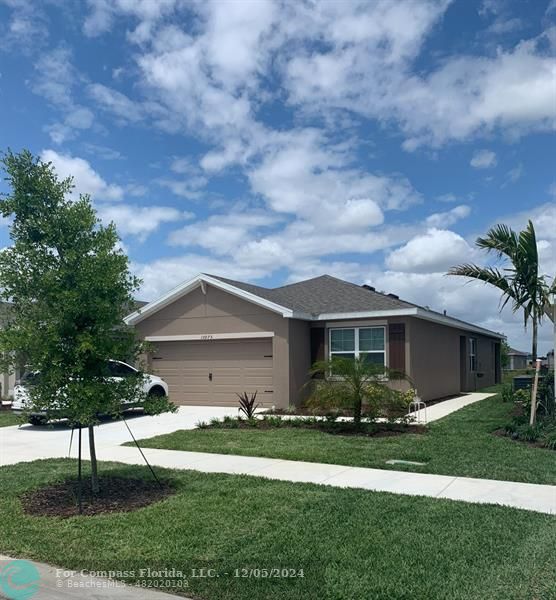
[409,317,500,400]
[288,319,312,406]
[1,369,17,399]
[135,284,291,408]
[508,354,528,370]
[317,316,413,395]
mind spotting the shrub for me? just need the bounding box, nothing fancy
[513,424,541,443]
[306,357,410,425]
[500,383,514,403]
[260,415,285,428]
[380,388,416,424]
[237,391,259,419]
[513,389,530,408]
[542,431,556,450]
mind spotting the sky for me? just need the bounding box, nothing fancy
[0,0,555,354]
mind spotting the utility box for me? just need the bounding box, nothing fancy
[513,375,545,391]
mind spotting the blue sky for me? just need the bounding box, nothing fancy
[0,0,555,353]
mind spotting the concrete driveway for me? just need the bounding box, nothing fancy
[0,406,237,467]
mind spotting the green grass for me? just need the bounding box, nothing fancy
[134,395,556,485]
[1,459,555,600]
[0,409,20,427]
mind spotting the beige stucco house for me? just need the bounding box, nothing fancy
[506,348,529,371]
[125,273,503,408]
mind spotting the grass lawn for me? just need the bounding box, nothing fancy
[133,394,556,485]
[1,459,555,600]
[0,409,20,427]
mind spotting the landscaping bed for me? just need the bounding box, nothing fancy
[1,459,556,600]
[21,475,175,517]
[264,393,461,417]
[132,394,556,485]
[198,415,426,437]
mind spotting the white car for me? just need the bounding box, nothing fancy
[12,360,169,426]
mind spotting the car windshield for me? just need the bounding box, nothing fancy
[107,361,137,378]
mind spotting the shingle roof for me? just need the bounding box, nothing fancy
[207,274,417,315]
[508,348,529,356]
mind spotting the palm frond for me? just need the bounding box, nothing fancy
[475,224,519,259]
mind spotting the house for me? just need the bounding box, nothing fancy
[125,273,504,407]
[506,348,529,371]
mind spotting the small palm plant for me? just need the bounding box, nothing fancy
[307,357,410,425]
[236,391,259,419]
[448,221,550,361]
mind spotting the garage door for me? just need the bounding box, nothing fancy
[151,338,274,406]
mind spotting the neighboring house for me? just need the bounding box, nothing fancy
[125,273,503,407]
[507,348,529,371]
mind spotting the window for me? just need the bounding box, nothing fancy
[469,338,477,372]
[108,361,137,378]
[329,327,386,366]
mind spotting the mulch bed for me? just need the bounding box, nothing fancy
[21,476,175,518]
[211,419,426,437]
[492,428,549,450]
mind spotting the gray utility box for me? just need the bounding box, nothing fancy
[513,375,545,391]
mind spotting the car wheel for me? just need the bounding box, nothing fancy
[148,386,166,398]
[28,415,48,426]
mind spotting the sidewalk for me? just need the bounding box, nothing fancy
[407,392,495,423]
[0,555,187,600]
[106,444,556,515]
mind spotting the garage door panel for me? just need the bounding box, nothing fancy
[152,338,274,406]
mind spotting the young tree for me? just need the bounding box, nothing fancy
[449,221,549,362]
[0,150,175,495]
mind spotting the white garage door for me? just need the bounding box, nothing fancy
[151,338,274,406]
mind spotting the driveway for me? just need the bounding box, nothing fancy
[0,406,237,467]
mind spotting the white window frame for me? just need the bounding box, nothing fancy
[469,337,477,372]
[328,326,387,366]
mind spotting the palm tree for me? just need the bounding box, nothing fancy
[448,220,548,361]
[307,357,410,425]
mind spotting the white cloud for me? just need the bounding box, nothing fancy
[470,149,497,169]
[32,47,94,143]
[132,253,269,301]
[505,163,524,184]
[88,83,143,122]
[425,205,471,228]
[168,212,281,255]
[40,149,124,201]
[248,129,418,225]
[97,204,189,241]
[385,229,474,273]
[82,143,124,161]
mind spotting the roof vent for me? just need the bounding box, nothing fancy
[362,284,376,292]
[387,293,399,299]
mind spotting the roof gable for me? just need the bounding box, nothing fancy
[124,274,299,326]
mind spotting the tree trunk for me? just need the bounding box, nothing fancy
[531,318,538,362]
[353,389,362,426]
[88,425,99,494]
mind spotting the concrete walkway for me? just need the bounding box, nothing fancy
[407,392,495,423]
[0,555,187,599]
[105,445,556,515]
